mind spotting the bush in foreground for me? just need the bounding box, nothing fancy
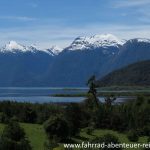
[127,130,139,142]
[44,116,70,142]
[0,120,31,150]
[81,133,122,150]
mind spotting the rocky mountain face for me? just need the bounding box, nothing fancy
[0,34,150,87]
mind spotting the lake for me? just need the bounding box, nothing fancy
[0,87,134,103]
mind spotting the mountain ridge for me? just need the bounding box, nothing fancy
[1,34,150,55]
[0,34,150,86]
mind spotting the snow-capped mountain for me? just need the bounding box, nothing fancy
[0,41,57,55]
[46,45,62,56]
[0,34,149,86]
[0,41,28,53]
[66,34,124,51]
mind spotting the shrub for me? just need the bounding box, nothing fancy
[143,125,150,136]
[144,137,150,149]
[44,140,58,150]
[85,127,94,135]
[44,116,70,142]
[0,112,9,123]
[90,134,122,150]
[127,130,139,142]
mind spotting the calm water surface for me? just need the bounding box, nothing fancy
[0,87,134,103]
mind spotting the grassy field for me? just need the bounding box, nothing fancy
[21,123,47,150]
[0,123,4,133]
[0,123,148,150]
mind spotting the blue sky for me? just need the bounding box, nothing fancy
[0,0,150,48]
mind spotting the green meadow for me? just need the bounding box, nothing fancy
[0,123,148,150]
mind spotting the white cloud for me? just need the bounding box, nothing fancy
[112,0,150,24]
[136,8,150,23]
[0,16,36,21]
[113,0,150,8]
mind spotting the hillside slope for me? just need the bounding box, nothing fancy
[97,60,150,86]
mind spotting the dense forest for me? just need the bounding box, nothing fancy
[97,60,150,86]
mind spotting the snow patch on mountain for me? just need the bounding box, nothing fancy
[136,38,150,43]
[128,38,150,44]
[67,34,124,51]
[46,45,62,56]
[0,41,38,53]
[2,41,26,52]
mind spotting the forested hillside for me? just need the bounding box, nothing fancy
[97,60,150,86]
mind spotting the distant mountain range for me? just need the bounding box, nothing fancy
[97,60,150,86]
[0,34,150,87]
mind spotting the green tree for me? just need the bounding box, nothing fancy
[65,103,82,136]
[85,75,100,109]
[0,112,9,123]
[0,121,31,150]
[22,107,37,123]
[87,75,97,99]
[44,116,70,142]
